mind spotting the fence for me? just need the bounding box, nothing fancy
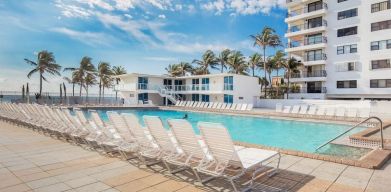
[0,91,124,106]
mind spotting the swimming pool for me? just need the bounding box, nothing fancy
[88,109,370,159]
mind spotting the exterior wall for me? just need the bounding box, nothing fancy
[231,75,260,104]
[285,0,391,99]
[256,99,371,109]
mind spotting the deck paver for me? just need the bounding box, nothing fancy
[1,119,391,192]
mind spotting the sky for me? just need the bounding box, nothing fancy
[0,0,287,94]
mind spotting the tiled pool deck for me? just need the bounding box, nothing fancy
[1,120,391,192]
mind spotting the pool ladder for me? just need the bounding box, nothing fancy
[315,117,384,151]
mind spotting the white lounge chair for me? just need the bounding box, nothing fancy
[225,103,232,110]
[197,122,280,192]
[325,107,336,119]
[290,105,301,117]
[282,106,291,114]
[207,102,214,109]
[235,104,242,111]
[298,105,308,116]
[346,108,358,121]
[246,104,253,111]
[307,105,317,118]
[275,103,283,113]
[315,106,326,118]
[359,108,370,119]
[230,103,237,111]
[335,107,346,120]
[240,104,247,111]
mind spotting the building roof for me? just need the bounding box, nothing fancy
[115,73,259,79]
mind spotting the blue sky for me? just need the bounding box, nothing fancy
[0,0,287,93]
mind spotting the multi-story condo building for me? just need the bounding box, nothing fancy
[285,0,391,99]
[114,73,260,105]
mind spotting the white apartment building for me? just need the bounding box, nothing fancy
[113,73,260,106]
[285,0,391,100]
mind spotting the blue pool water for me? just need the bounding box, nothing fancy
[87,109,370,158]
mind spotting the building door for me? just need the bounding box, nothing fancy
[163,79,172,90]
[174,80,184,91]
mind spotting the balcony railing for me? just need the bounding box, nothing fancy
[288,87,327,94]
[290,70,327,78]
[287,36,327,48]
[287,3,328,18]
[287,20,327,33]
[304,53,327,62]
[286,0,300,4]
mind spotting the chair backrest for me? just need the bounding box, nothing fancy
[325,107,335,117]
[207,102,214,109]
[307,105,317,115]
[121,113,151,147]
[316,106,326,116]
[347,108,357,118]
[143,116,177,153]
[168,119,205,159]
[225,103,232,110]
[202,102,209,108]
[107,111,133,142]
[275,103,283,113]
[246,104,253,111]
[299,105,308,114]
[235,104,242,110]
[335,107,345,117]
[282,106,292,113]
[359,108,370,118]
[220,103,227,109]
[240,104,247,111]
[188,101,195,107]
[74,109,89,125]
[291,105,300,114]
[230,103,237,110]
[198,122,242,168]
[216,103,222,109]
[211,102,218,109]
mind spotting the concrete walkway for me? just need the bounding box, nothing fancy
[0,120,390,192]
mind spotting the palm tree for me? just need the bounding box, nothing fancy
[273,50,286,97]
[112,66,127,101]
[101,75,113,102]
[227,51,248,75]
[283,57,303,99]
[251,27,282,97]
[84,73,97,101]
[97,62,112,103]
[63,71,80,97]
[64,56,96,97]
[217,49,231,73]
[265,57,277,90]
[248,53,262,77]
[259,77,269,96]
[165,64,181,77]
[192,50,219,74]
[25,50,62,95]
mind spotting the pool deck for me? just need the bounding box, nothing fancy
[1,121,391,192]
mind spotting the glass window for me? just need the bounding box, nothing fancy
[201,78,209,90]
[307,17,323,29]
[371,41,380,50]
[337,46,344,55]
[224,76,233,90]
[337,80,357,88]
[138,93,148,102]
[371,1,390,13]
[224,94,233,103]
[138,77,148,89]
[371,20,391,32]
[337,26,357,37]
[338,8,358,20]
[192,94,199,101]
[192,79,199,90]
[307,1,323,12]
[201,94,210,102]
[371,59,391,69]
[338,0,348,3]
[370,79,391,88]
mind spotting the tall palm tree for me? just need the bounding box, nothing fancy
[101,75,112,102]
[248,53,262,77]
[283,57,303,99]
[227,51,248,75]
[265,57,277,90]
[217,49,231,73]
[97,62,112,103]
[64,56,96,97]
[251,27,282,97]
[165,64,181,77]
[84,73,97,101]
[112,66,127,101]
[25,50,62,95]
[259,77,269,95]
[177,62,193,76]
[273,50,286,97]
[192,50,219,74]
[63,71,80,97]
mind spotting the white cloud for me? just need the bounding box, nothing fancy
[202,0,285,15]
[158,14,166,19]
[144,56,177,62]
[124,13,133,19]
[51,27,116,46]
[77,0,114,11]
[55,1,93,18]
[202,0,225,15]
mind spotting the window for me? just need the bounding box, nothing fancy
[192,94,199,101]
[192,79,199,90]
[371,20,391,31]
[201,94,210,102]
[307,1,323,12]
[338,8,357,20]
[307,17,323,29]
[306,49,324,61]
[371,59,391,69]
[371,1,390,13]
[370,79,391,88]
[138,77,148,89]
[337,80,357,88]
[224,94,233,104]
[371,39,391,50]
[337,26,357,37]
[224,76,233,90]
[337,44,357,55]
[338,0,348,3]
[138,93,148,102]
[336,62,357,72]
[201,78,209,90]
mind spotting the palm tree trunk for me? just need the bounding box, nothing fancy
[115,80,119,101]
[263,46,267,98]
[79,84,82,97]
[72,83,75,97]
[39,73,43,96]
[102,87,105,104]
[276,69,279,98]
[221,63,224,73]
[287,69,290,99]
[98,79,101,104]
[252,66,255,77]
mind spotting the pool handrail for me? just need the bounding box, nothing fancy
[315,116,384,151]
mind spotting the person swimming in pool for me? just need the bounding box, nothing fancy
[183,113,188,119]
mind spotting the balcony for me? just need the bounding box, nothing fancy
[302,53,327,66]
[289,70,327,82]
[286,0,302,7]
[288,87,327,94]
[286,20,327,37]
[286,3,327,22]
[286,36,327,52]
